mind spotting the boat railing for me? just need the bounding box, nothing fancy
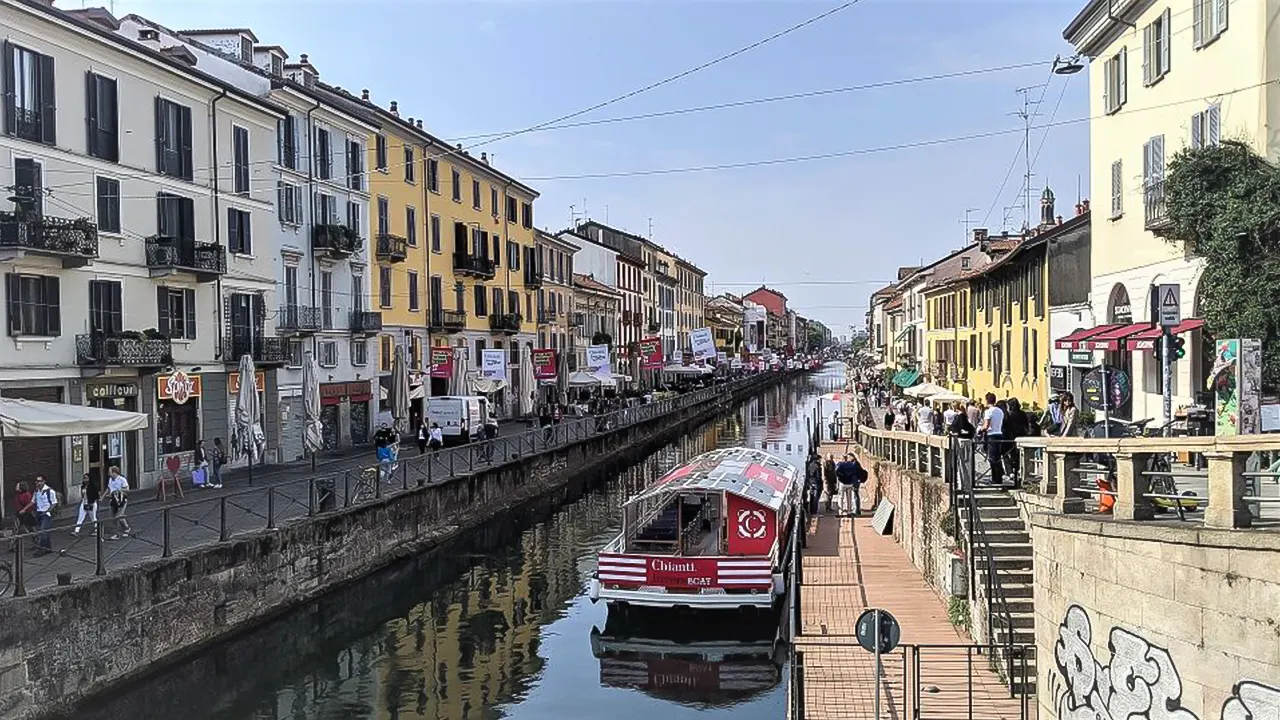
[679,503,721,555]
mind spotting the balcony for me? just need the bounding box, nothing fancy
[570,312,585,328]
[0,211,99,268]
[647,321,661,333]
[1144,179,1173,235]
[223,334,288,366]
[375,233,409,263]
[313,223,362,259]
[277,305,323,335]
[489,313,522,335]
[75,333,173,368]
[429,309,467,333]
[524,269,544,289]
[350,310,383,336]
[536,309,555,325]
[453,252,496,279]
[145,236,226,282]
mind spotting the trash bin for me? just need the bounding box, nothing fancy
[316,477,336,512]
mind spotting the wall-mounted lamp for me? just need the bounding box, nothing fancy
[1053,55,1084,75]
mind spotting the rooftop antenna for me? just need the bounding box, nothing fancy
[605,204,609,224]
[1077,174,1083,204]
[582,198,589,222]
[647,218,653,240]
[1014,84,1045,229]
[959,208,980,245]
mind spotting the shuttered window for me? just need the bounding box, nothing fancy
[2,42,56,145]
[1193,0,1228,49]
[157,193,196,241]
[156,286,196,340]
[86,72,118,161]
[1110,160,1123,219]
[1142,10,1171,86]
[88,279,123,335]
[228,208,252,255]
[232,126,250,193]
[155,97,193,180]
[1102,48,1127,114]
[5,273,60,337]
[1190,105,1221,149]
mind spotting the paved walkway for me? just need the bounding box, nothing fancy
[796,508,1027,720]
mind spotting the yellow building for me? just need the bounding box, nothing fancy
[706,294,744,354]
[923,280,973,395]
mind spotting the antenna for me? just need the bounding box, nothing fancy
[1014,84,1045,230]
[604,204,609,224]
[959,208,980,244]
[647,218,653,240]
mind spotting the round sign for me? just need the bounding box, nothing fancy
[855,608,902,655]
[1080,365,1132,413]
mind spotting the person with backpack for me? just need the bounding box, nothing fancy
[32,475,58,553]
[835,454,868,517]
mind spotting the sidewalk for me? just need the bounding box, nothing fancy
[796,510,1025,720]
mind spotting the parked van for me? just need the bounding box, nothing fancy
[426,396,491,444]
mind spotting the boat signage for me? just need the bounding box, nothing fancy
[648,557,717,587]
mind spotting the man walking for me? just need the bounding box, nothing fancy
[978,392,1006,487]
[32,476,58,553]
[823,454,838,512]
[106,465,132,539]
[835,454,866,517]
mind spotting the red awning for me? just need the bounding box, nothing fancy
[1125,318,1208,351]
[1054,324,1123,351]
[1088,323,1153,350]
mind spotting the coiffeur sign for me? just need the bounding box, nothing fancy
[638,337,663,370]
[532,349,557,380]
[157,371,202,404]
[429,347,453,379]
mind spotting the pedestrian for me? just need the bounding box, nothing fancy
[978,393,1006,487]
[831,410,841,441]
[805,454,822,515]
[823,454,838,512]
[106,465,132,539]
[374,424,397,482]
[210,438,226,488]
[192,439,209,488]
[1040,394,1063,436]
[883,407,895,430]
[835,453,866,517]
[943,401,959,430]
[915,401,934,434]
[965,400,981,430]
[1058,392,1078,437]
[417,422,428,455]
[13,481,35,534]
[1004,397,1028,487]
[428,422,444,451]
[31,475,58,553]
[72,472,100,536]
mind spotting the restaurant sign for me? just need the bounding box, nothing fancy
[157,372,202,404]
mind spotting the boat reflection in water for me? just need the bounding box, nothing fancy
[590,611,785,707]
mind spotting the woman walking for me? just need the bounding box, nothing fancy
[71,473,100,536]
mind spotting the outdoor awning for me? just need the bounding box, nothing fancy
[0,397,149,438]
[892,369,921,387]
[1054,324,1123,350]
[1088,323,1151,351]
[1125,318,1207,350]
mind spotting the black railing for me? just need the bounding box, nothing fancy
[11,107,44,143]
[375,234,408,262]
[277,305,323,334]
[524,270,544,288]
[0,211,99,262]
[313,224,362,258]
[429,309,466,331]
[453,253,496,278]
[224,335,288,365]
[536,310,555,325]
[350,310,383,335]
[75,333,173,367]
[1144,179,1171,231]
[144,237,226,278]
[489,313,522,334]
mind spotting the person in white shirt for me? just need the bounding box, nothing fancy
[31,476,57,552]
[916,403,934,435]
[106,465,132,539]
[428,423,444,452]
[978,393,1006,486]
[942,402,959,430]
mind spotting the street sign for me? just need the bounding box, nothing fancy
[1157,284,1181,328]
[856,608,902,654]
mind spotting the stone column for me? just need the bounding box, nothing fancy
[1204,450,1253,529]
[1112,452,1154,521]
[1051,451,1085,514]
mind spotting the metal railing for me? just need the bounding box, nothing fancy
[144,237,226,277]
[1144,179,1171,231]
[223,335,288,365]
[0,210,100,260]
[349,310,383,335]
[0,373,784,600]
[312,224,362,257]
[277,305,324,334]
[75,333,173,367]
[452,253,496,278]
[375,234,408,262]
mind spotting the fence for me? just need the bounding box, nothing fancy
[0,374,778,599]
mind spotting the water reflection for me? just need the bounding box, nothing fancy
[73,367,843,720]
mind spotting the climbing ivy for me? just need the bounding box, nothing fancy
[1164,140,1280,386]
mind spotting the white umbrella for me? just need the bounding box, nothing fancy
[301,350,323,467]
[234,353,261,484]
[928,390,970,404]
[391,343,410,434]
[450,346,469,395]
[903,382,949,398]
[568,371,602,387]
[519,344,536,416]
[0,397,147,437]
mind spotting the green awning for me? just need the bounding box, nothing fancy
[892,369,921,387]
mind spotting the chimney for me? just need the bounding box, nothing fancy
[299,53,310,65]
[1056,215,1063,225]
[456,143,463,150]
[361,88,370,101]
[1081,199,1090,214]
[480,152,489,165]
[407,117,414,126]
[415,119,423,129]
[389,100,398,117]
[1075,202,1083,215]
[972,228,988,243]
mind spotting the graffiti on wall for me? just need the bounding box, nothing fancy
[1052,605,1280,720]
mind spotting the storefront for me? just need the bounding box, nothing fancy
[319,380,372,449]
[0,384,69,505]
[155,371,203,476]
[84,382,140,492]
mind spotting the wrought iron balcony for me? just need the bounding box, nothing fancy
[11,107,47,144]
[75,333,173,368]
[536,309,555,325]
[489,312,522,335]
[453,252,496,279]
[375,233,409,263]
[350,310,383,336]
[429,309,467,332]
[145,236,226,281]
[524,269,544,289]
[223,334,288,366]
[647,321,661,333]
[1144,179,1173,234]
[313,223,362,259]
[0,211,99,268]
[277,305,323,334]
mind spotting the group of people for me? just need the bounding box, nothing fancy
[11,467,133,555]
[805,452,868,517]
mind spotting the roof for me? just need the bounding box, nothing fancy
[745,286,788,302]
[962,211,1089,283]
[573,273,619,296]
[871,283,898,298]
[885,296,904,312]
[628,447,797,512]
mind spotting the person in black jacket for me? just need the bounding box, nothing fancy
[1003,397,1029,487]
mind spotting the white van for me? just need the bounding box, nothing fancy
[426,396,491,444]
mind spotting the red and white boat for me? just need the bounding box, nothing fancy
[589,447,801,612]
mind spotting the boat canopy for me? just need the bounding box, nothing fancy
[627,447,797,512]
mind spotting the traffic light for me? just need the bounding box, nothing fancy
[1152,338,1163,364]
[1172,335,1186,360]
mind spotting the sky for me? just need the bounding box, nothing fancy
[107,0,1091,335]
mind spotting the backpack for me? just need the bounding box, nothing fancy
[852,462,869,484]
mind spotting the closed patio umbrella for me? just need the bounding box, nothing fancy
[234,353,260,484]
[519,344,536,416]
[391,343,410,435]
[302,350,323,469]
[450,347,469,396]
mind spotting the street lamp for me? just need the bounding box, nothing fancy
[1053,54,1084,75]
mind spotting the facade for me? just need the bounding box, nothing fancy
[744,287,787,353]
[534,230,577,360]
[1063,0,1234,417]
[1045,201,1094,404]
[648,244,679,359]
[571,274,620,370]
[675,257,707,353]
[707,294,744,355]
[616,253,645,361]
[743,299,767,355]
[919,244,991,393]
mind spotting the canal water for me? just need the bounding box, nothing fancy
[75,366,845,720]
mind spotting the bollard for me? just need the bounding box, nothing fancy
[163,508,172,557]
[308,477,316,516]
[402,459,409,490]
[95,519,105,576]
[267,486,277,529]
[219,497,228,541]
[12,535,25,597]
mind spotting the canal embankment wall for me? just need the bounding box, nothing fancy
[0,373,796,719]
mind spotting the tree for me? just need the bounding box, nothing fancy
[1164,140,1280,386]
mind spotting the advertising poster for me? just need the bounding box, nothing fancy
[690,327,716,360]
[532,349,558,380]
[480,349,507,381]
[586,344,612,380]
[429,347,453,379]
[638,337,664,370]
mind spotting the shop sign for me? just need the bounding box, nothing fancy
[320,381,372,404]
[157,372,201,404]
[638,337,663,370]
[1050,365,1068,392]
[429,348,454,379]
[532,349,558,380]
[228,370,266,395]
[87,383,138,400]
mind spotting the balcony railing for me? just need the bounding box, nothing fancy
[145,236,226,281]
[11,107,46,143]
[223,334,288,366]
[524,269,544,288]
[75,333,173,367]
[453,253,496,279]
[375,233,409,263]
[1144,179,1172,233]
[313,223,362,259]
[429,309,467,332]
[277,305,323,334]
[350,310,383,335]
[0,211,99,267]
[536,309,555,325]
[489,313,522,334]
[647,321,661,333]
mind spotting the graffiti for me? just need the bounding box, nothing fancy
[1053,605,1280,720]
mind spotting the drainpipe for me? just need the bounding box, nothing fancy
[422,140,432,340]
[304,99,321,347]
[210,88,228,359]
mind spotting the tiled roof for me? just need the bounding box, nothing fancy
[573,273,619,295]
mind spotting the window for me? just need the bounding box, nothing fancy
[157,400,197,456]
[377,196,390,237]
[472,179,482,209]
[239,36,253,64]
[1191,105,1221,149]
[474,285,488,316]
[493,287,504,316]
[493,235,501,267]
[1193,0,1228,49]
[96,177,120,233]
[1143,9,1171,86]
[454,281,465,312]
[320,271,334,329]
[351,339,368,366]
[380,335,393,372]
[287,339,304,367]
[1021,326,1029,374]
[86,73,119,162]
[319,340,339,368]
[156,286,196,339]
[491,187,500,216]
[379,266,392,308]
[427,158,439,192]
[430,214,441,252]
[347,201,361,234]
[450,168,461,202]
[315,127,332,180]
[1110,160,1123,219]
[508,241,520,269]
[277,181,304,225]
[271,55,284,77]
[228,208,252,255]
[429,276,444,315]
[375,134,388,172]
[1102,48,1127,114]
[4,44,56,144]
[352,273,364,309]
[284,265,299,308]
[87,279,122,335]
[408,271,420,311]
[404,147,416,183]
[508,290,519,317]
[14,156,45,215]
[157,193,196,241]
[521,202,532,229]
[278,113,298,169]
[316,193,337,225]
[156,97,194,179]
[1143,134,1166,195]
[347,139,364,191]
[506,196,518,222]
[233,126,250,193]
[405,206,417,246]
[1031,329,1039,378]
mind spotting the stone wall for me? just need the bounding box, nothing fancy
[1031,514,1280,720]
[0,374,789,719]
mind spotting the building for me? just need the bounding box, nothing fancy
[675,257,707,353]
[919,244,993,393]
[707,294,745,355]
[744,287,788,353]
[534,230,577,359]
[571,273,620,371]
[648,244,679,359]
[1062,0,1230,417]
[1045,199,1093,403]
[743,299,767,355]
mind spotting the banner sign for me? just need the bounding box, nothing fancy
[533,349,558,380]
[429,348,453,379]
[639,337,663,370]
[673,350,684,365]
[586,344,612,380]
[480,349,507,381]
[690,327,716,360]
[228,370,266,395]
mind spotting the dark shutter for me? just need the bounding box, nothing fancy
[4,274,19,336]
[251,293,264,334]
[85,72,99,157]
[2,43,13,135]
[38,53,55,145]
[154,97,165,172]
[227,208,240,253]
[479,230,489,259]
[156,286,171,337]
[180,197,195,241]
[184,288,196,339]
[454,222,467,253]
[178,105,193,180]
[44,276,59,336]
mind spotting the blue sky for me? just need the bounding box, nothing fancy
[110,0,1090,334]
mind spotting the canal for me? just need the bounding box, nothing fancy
[72,366,844,720]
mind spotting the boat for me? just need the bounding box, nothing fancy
[589,447,802,612]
